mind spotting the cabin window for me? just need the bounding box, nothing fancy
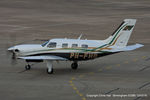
[72,44,78,48]
[47,42,57,48]
[81,44,88,48]
[62,43,68,48]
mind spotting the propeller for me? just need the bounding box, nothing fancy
[6,48,18,65]
[12,52,16,59]
[5,34,48,65]
[5,34,18,65]
[11,53,17,65]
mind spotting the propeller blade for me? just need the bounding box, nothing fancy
[12,52,16,59]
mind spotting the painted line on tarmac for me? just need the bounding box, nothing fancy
[69,77,87,100]
[142,56,146,59]
[82,97,86,100]
[139,66,150,72]
[116,64,121,67]
[105,88,120,94]
[138,82,150,89]
[79,74,85,78]
[105,66,112,69]
[145,57,150,61]
[134,97,142,100]
[133,58,138,62]
[18,70,28,73]
[88,72,94,75]
[124,61,129,64]
[69,56,147,100]
[98,69,103,72]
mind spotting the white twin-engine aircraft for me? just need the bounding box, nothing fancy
[8,19,143,74]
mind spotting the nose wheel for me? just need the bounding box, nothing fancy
[25,64,31,70]
[71,62,78,70]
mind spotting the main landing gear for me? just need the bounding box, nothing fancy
[71,62,78,70]
[46,60,53,74]
[24,61,54,74]
[24,61,78,74]
[25,64,31,70]
[47,68,53,74]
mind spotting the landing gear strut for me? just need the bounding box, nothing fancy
[71,62,78,70]
[46,60,53,74]
[25,64,31,70]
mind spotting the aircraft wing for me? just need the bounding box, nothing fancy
[109,44,144,52]
[18,55,68,61]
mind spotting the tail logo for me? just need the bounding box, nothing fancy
[123,25,134,31]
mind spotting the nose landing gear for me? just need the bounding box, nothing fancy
[25,64,31,70]
[24,61,79,74]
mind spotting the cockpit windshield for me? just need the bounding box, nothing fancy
[41,41,49,47]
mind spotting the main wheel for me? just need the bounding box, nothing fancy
[25,65,31,70]
[71,63,78,70]
[47,68,53,74]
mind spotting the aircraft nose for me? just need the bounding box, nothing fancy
[8,46,15,51]
[8,46,20,52]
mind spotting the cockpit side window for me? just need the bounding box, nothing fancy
[47,42,57,48]
[41,41,49,47]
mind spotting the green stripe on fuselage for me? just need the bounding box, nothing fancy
[109,24,127,45]
[26,24,127,54]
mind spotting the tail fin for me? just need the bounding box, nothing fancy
[105,19,136,47]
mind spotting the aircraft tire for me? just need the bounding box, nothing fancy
[71,63,78,70]
[25,65,31,70]
[47,68,53,74]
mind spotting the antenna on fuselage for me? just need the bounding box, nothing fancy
[78,34,82,40]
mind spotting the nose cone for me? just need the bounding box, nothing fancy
[8,46,15,51]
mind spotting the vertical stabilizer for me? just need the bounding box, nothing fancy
[105,19,136,47]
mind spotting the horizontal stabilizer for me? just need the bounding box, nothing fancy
[109,44,144,52]
[123,44,144,51]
